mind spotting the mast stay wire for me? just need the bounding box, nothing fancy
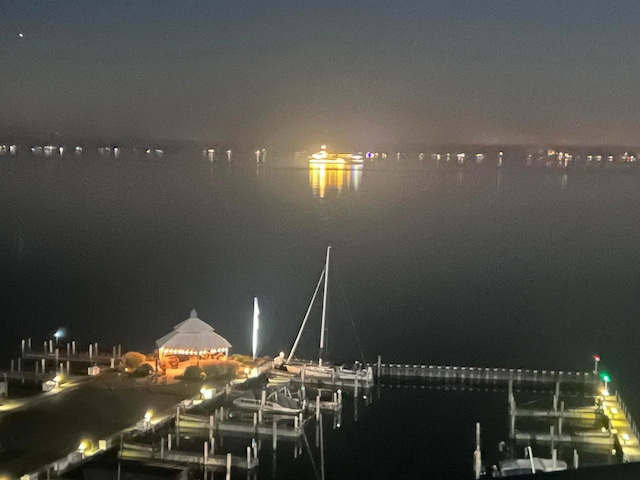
[332,261,367,365]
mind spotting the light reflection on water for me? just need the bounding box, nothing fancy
[308,163,363,199]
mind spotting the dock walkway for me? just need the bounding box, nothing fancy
[373,362,598,388]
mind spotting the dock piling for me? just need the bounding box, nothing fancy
[226,453,232,480]
[377,355,382,379]
[204,441,208,465]
[21,340,25,356]
[10,360,14,372]
[354,372,359,398]
[573,449,579,468]
[315,394,321,420]
[168,433,172,450]
[72,341,76,354]
[246,446,251,467]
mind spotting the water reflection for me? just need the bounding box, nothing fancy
[308,163,363,199]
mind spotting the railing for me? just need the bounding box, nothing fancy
[369,362,597,385]
[616,391,640,443]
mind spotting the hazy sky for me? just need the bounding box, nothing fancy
[2,1,640,147]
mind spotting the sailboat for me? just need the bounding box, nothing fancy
[284,246,373,385]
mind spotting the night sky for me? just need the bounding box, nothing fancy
[2,1,640,148]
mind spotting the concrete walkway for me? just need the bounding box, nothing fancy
[603,394,640,462]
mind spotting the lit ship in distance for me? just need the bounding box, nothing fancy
[309,145,364,165]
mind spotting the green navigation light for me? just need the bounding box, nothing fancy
[600,371,611,383]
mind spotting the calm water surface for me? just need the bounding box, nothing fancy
[0,152,638,477]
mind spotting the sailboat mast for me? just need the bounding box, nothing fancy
[319,245,331,366]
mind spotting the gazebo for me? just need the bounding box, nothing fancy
[156,309,232,359]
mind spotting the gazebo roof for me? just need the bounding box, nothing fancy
[156,309,232,351]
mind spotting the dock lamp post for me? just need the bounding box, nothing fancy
[78,441,87,459]
[600,371,611,397]
[144,411,152,430]
[593,354,600,374]
[54,328,64,345]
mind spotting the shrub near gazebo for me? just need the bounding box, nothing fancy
[202,361,239,380]
[183,365,204,380]
[122,352,146,372]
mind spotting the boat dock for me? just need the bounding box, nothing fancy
[372,359,599,389]
[0,338,123,390]
[503,377,640,465]
[4,328,639,480]
[120,441,259,470]
[21,338,123,370]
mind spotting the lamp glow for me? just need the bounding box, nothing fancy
[252,297,260,361]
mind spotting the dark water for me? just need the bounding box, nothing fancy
[0,152,638,475]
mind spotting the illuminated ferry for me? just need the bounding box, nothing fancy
[308,145,364,165]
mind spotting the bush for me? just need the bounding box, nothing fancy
[183,365,203,380]
[122,352,146,370]
[230,354,253,364]
[131,363,153,377]
[203,364,236,380]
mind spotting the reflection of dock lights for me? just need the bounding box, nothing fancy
[611,408,619,416]
[623,433,630,444]
[602,389,610,397]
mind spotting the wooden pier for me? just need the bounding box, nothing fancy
[373,361,599,389]
[22,339,122,367]
[177,411,310,441]
[119,442,259,470]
